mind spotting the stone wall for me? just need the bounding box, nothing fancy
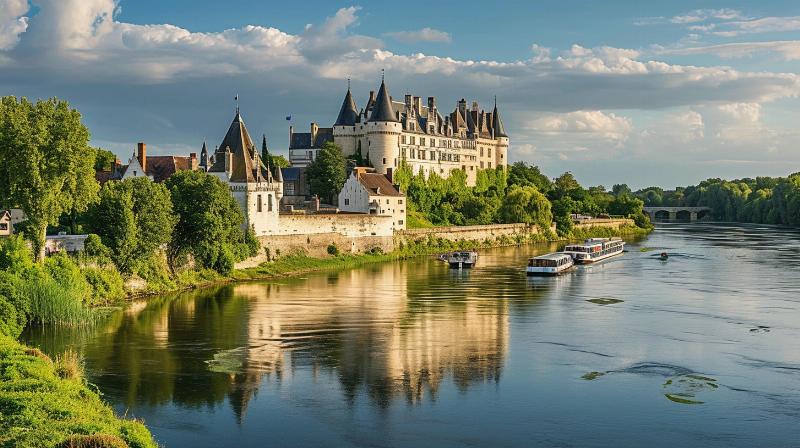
[573,218,634,229]
[275,213,394,237]
[396,223,538,245]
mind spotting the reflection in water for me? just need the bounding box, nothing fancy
[23,225,800,447]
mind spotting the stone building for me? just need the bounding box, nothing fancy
[207,109,284,236]
[290,77,510,186]
[338,167,406,231]
[0,210,11,237]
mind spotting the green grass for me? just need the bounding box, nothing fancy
[0,336,157,448]
[20,277,94,327]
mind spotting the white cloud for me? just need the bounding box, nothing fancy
[708,16,800,37]
[0,0,29,50]
[670,9,744,25]
[385,28,451,44]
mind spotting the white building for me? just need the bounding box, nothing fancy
[207,109,284,236]
[338,167,406,231]
[290,78,510,186]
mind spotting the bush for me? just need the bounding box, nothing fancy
[327,243,340,256]
[81,266,125,306]
[54,349,84,381]
[0,293,24,338]
[0,234,34,272]
[44,254,91,301]
[83,233,113,263]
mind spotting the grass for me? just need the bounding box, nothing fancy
[20,277,94,327]
[0,335,157,448]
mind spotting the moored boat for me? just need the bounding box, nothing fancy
[526,253,575,276]
[446,251,478,269]
[563,237,625,264]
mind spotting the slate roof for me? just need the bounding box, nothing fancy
[369,80,398,122]
[289,127,334,149]
[358,172,402,197]
[492,104,508,138]
[209,111,268,183]
[334,89,359,126]
[147,156,192,183]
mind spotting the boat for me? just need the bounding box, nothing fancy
[526,253,575,276]
[660,252,669,261]
[563,237,625,264]
[446,251,478,269]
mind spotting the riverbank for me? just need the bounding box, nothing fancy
[0,335,157,447]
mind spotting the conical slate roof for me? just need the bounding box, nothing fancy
[209,111,261,182]
[334,89,359,126]
[274,166,283,182]
[492,103,508,138]
[369,80,398,122]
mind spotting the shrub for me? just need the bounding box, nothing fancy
[83,233,113,263]
[44,254,91,301]
[54,349,84,381]
[327,243,340,256]
[56,434,128,448]
[0,293,24,338]
[0,234,34,272]
[81,266,125,306]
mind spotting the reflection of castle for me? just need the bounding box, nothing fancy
[232,261,508,413]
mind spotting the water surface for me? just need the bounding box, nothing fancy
[25,223,800,447]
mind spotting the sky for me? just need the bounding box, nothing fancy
[1,1,800,189]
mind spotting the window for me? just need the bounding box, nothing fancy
[386,199,389,204]
[398,199,403,204]
[344,198,350,206]
[430,151,435,159]
[383,157,386,165]
[268,194,273,211]
[488,162,492,169]
[399,220,404,225]
[420,138,426,146]
[480,161,484,169]
[431,138,435,147]
[257,195,262,212]
[410,136,416,145]
[285,183,295,196]
[401,135,406,144]
[480,148,484,157]
[0,223,7,231]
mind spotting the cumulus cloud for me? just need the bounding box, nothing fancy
[385,28,451,44]
[2,2,799,187]
[0,0,29,50]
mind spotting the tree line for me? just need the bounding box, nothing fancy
[632,175,800,225]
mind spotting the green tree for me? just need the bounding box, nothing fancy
[498,186,553,230]
[94,148,117,171]
[612,184,632,197]
[306,142,347,204]
[165,170,249,274]
[552,172,581,200]
[0,97,99,260]
[507,162,552,192]
[89,177,175,273]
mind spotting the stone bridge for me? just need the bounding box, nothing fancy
[642,206,711,221]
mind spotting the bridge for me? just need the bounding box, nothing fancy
[642,206,711,221]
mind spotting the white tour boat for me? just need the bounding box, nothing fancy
[563,237,625,264]
[446,251,478,269]
[526,253,575,276]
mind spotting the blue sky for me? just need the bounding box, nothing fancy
[2,0,800,188]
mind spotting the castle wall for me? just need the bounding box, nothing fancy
[395,223,538,245]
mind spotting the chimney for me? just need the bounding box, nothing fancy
[427,96,436,110]
[190,153,198,170]
[386,168,393,183]
[310,122,318,145]
[137,142,147,172]
[404,94,412,109]
[472,101,479,112]
[414,97,423,113]
[369,90,376,103]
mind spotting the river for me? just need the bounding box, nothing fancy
[24,223,800,447]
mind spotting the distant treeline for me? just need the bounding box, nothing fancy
[632,174,800,225]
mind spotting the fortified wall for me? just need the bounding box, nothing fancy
[395,223,539,246]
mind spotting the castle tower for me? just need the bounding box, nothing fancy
[364,78,402,176]
[492,100,510,169]
[332,85,360,157]
[207,110,282,236]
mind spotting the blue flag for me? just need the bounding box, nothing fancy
[285,115,292,121]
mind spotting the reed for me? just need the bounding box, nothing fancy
[19,277,94,326]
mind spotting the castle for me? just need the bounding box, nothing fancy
[289,78,509,186]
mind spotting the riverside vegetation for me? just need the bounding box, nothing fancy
[0,96,650,446]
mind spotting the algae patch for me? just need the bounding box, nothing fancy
[662,373,718,405]
[581,371,606,380]
[206,347,247,374]
[587,298,624,306]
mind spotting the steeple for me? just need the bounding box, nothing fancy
[334,85,359,126]
[200,140,210,170]
[368,76,398,122]
[208,110,259,182]
[492,98,508,138]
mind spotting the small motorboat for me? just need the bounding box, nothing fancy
[526,253,575,276]
[446,251,478,269]
[660,252,669,261]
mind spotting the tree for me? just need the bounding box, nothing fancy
[165,170,250,274]
[497,186,553,230]
[612,184,632,197]
[0,97,99,260]
[260,134,290,169]
[271,155,290,168]
[89,177,175,273]
[609,194,645,217]
[94,148,117,171]
[306,141,347,204]
[507,162,552,192]
[552,172,581,200]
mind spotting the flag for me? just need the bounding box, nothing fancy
[235,95,238,101]
[285,115,292,121]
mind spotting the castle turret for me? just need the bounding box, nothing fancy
[333,86,360,157]
[364,78,402,175]
[200,140,210,171]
